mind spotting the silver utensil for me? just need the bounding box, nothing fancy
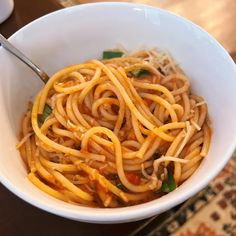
[0,33,49,83]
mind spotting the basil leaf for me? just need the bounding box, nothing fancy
[132,69,149,78]
[38,104,52,127]
[153,152,160,160]
[116,183,126,191]
[161,172,176,193]
[103,51,124,59]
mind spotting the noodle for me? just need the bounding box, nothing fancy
[17,48,212,208]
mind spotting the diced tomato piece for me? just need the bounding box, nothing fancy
[125,172,141,185]
[144,99,152,106]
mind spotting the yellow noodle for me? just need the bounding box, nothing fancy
[28,172,66,201]
[180,163,200,182]
[50,170,93,201]
[18,49,211,208]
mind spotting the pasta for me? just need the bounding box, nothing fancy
[17,49,211,208]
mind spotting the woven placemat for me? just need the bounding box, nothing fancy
[139,155,236,236]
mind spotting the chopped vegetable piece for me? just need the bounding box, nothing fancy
[103,51,124,59]
[125,172,141,185]
[132,69,149,77]
[161,171,176,193]
[153,152,160,160]
[116,183,126,190]
[38,104,52,127]
[144,98,152,106]
[108,174,119,180]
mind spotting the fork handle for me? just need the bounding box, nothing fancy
[0,33,49,83]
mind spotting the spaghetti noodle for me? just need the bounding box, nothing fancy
[18,49,211,207]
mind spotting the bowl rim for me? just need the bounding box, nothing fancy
[1,2,236,223]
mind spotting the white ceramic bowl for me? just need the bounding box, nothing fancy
[0,3,236,224]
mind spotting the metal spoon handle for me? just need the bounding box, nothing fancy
[0,34,48,83]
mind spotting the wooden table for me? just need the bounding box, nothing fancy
[0,1,235,235]
[78,0,236,61]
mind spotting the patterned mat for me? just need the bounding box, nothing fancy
[144,155,236,236]
[126,154,236,236]
[56,2,236,235]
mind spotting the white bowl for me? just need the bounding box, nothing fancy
[0,2,236,224]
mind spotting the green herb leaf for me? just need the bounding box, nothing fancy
[117,183,126,191]
[132,69,149,78]
[103,51,124,59]
[38,104,52,127]
[161,171,176,193]
[153,152,160,160]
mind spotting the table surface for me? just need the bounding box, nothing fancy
[0,0,235,235]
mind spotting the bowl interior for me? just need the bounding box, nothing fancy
[0,3,236,223]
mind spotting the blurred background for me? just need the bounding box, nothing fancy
[60,0,236,59]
